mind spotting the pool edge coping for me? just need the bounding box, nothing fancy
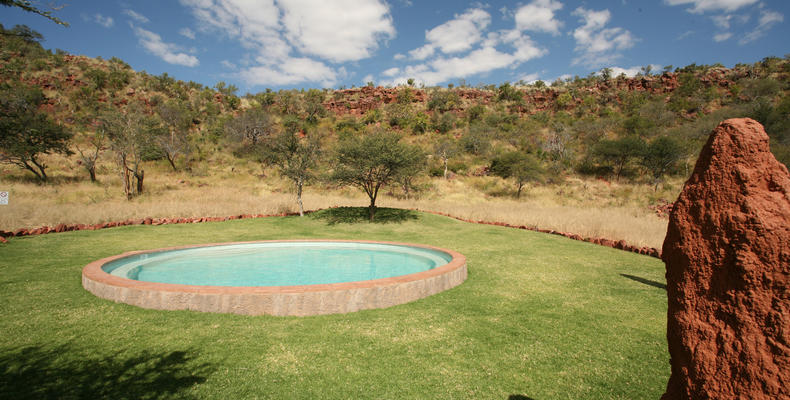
[82,239,467,315]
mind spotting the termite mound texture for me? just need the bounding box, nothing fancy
[662,118,790,399]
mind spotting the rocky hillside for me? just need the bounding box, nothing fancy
[2,22,789,186]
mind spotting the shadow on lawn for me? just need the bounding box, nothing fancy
[508,395,536,400]
[0,345,214,399]
[620,273,667,290]
[310,207,418,225]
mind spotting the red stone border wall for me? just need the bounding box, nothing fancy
[0,208,662,258]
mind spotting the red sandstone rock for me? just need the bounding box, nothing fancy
[143,217,153,225]
[662,118,790,399]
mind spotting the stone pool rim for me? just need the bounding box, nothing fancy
[82,239,467,316]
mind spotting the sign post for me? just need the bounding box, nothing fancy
[0,191,7,205]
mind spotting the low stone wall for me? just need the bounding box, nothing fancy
[0,208,662,258]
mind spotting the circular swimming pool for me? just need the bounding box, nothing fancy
[82,240,467,316]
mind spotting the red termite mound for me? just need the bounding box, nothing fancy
[662,118,790,399]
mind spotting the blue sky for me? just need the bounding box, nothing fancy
[2,0,788,94]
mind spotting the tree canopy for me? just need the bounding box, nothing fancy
[331,130,424,221]
[0,83,72,181]
[490,151,544,198]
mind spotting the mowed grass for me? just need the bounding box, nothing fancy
[0,210,669,399]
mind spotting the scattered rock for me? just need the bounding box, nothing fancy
[662,118,790,399]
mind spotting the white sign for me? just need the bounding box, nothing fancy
[0,191,7,205]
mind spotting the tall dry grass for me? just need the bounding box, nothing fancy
[0,157,677,249]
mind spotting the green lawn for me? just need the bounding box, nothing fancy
[0,209,669,399]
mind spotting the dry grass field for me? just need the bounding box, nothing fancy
[0,151,679,249]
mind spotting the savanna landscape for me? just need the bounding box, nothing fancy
[1,1,789,399]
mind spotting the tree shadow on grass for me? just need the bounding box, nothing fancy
[310,207,419,225]
[0,344,214,399]
[508,395,536,400]
[620,273,667,290]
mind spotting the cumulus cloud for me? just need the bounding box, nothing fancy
[239,57,337,87]
[179,27,196,39]
[739,9,783,44]
[664,0,759,14]
[514,0,563,35]
[279,0,395,63]
[179,0,394,87]
[423,8,490,55]
[94,14,114,28]
[378,8,546,87]
[571,7,636,67]
[123,9,150,24]
[133,26,199,67]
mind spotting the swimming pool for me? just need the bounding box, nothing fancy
[82,240,467,316]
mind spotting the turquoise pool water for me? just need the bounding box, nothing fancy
[102,241,452,287]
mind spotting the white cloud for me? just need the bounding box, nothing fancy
[408,44,435,60]
[133,27,200,67]
[123,9,150,24]
[571,7,636,67]
[94,14,114,28]
[378,5,546,87]
[739,9,783,44]
[598,64,663,77]
[713,32,732,41]
[179,0,393,87]
[179,27,196,39]
[711,14,733,29]
[382,34,545,87]
[518,72,540,83]
[382,67,400,77]
[278,0,395,63]
[239,57,337,87]
[221,60,237,69]
[361,74,375,85]
[664,0,759,14]
[514,0,563,35]
[422,8,490,54]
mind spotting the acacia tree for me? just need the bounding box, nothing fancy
[640,136,684,191]
[101,102,155,199]
[331,130,424,221]
[490,151,544,198]
[156,99,192,171]
[75,125,106,182]
[0,0,69,26]
[260,128,323,216]
[224,106,275,145]
[433,137,458,179]
[0,83,72,181]
[592,136,646,181]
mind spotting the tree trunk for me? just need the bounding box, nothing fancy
[30,157,47,181]
[368,188,378,222]
[166,153,177,171]
[22,161,44,181]
[516,182,524,199]
[88,166,96,182]
[443,158,448,179]
[296,179,304,217]
[121,155,132,200]
[135,169,144,194]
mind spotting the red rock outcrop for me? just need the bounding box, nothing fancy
[662,118,790,399]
